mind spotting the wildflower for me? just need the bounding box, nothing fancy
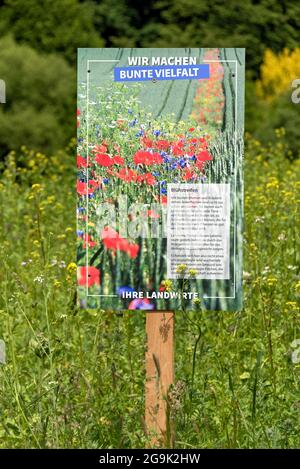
[112,155,124,166]
[147,210,160,219]
[193,298,201,307]
[34,275,44,284]
[92,142,108,154]
[117,286,134,296]
[77,266,100,287]
[115,167,138,183]
[285,301,298,310]
[67,262,77,274]
[189,269,197,277]
[101,227,140,259]
[133,150,163,166]
[176,264,187,274]
[31,183,43,193]
[196,150,213,162]
[159,280,173,292]
[83,234,97,249]
[77,155,88,168]
[94,152,114,166]
[138,173,157,185]
[266,277,277,287]
[128,298,154,310]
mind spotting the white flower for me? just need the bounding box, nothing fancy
[278,233,286,241]
[34,275,44,284]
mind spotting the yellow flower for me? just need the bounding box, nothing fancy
[189,269,197,277]
[176,264,187,274]
[67,262,77,274]
[266,277,277,287]
[161,280,173,292]
[31,183,43,194]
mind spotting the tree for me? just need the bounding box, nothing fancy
[0,36,75,157]
[0,0,103,64]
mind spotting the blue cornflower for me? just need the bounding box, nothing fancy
[129,118,137,127]
[88,193,94,199]
[117,286,134,296]
[128,109,133,114]
[152,172,160,177]
[77,230,84,237]
[136,129,145,137]
[160,187,167,195]
[153,130,161,137]
[103,178,109,184]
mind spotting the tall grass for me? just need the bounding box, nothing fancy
[0,133,299,448]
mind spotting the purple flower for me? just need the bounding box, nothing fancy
[128,299,155,310]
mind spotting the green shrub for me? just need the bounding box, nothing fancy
[0,36,75,157]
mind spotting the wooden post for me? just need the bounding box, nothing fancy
[145,311,174,447]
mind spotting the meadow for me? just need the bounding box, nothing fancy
[0,129,299,448]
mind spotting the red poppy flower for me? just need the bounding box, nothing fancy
[78,266,100,287]
[183,168,197,181]
[147,210,160,219]
[113,155,125,166]
[171,141,184,156]
[133,150,163,165]
[117,167,138,182]
[77,109,81,116]
[137,172,157,185]
[189,127,195,132]
[77,180,98,195]
[89,179,100,188]
[77,155,88,168]
[77,181,90,195]
[156,140,171,150]
[83,234,97,248]
[141,135,154,148]
[196,150,212,162]
[127,243,140,258]
[93,142,108,154]
[94,152,114,166]
[101,227,139,259]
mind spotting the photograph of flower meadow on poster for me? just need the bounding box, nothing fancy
[77,48,244,311]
